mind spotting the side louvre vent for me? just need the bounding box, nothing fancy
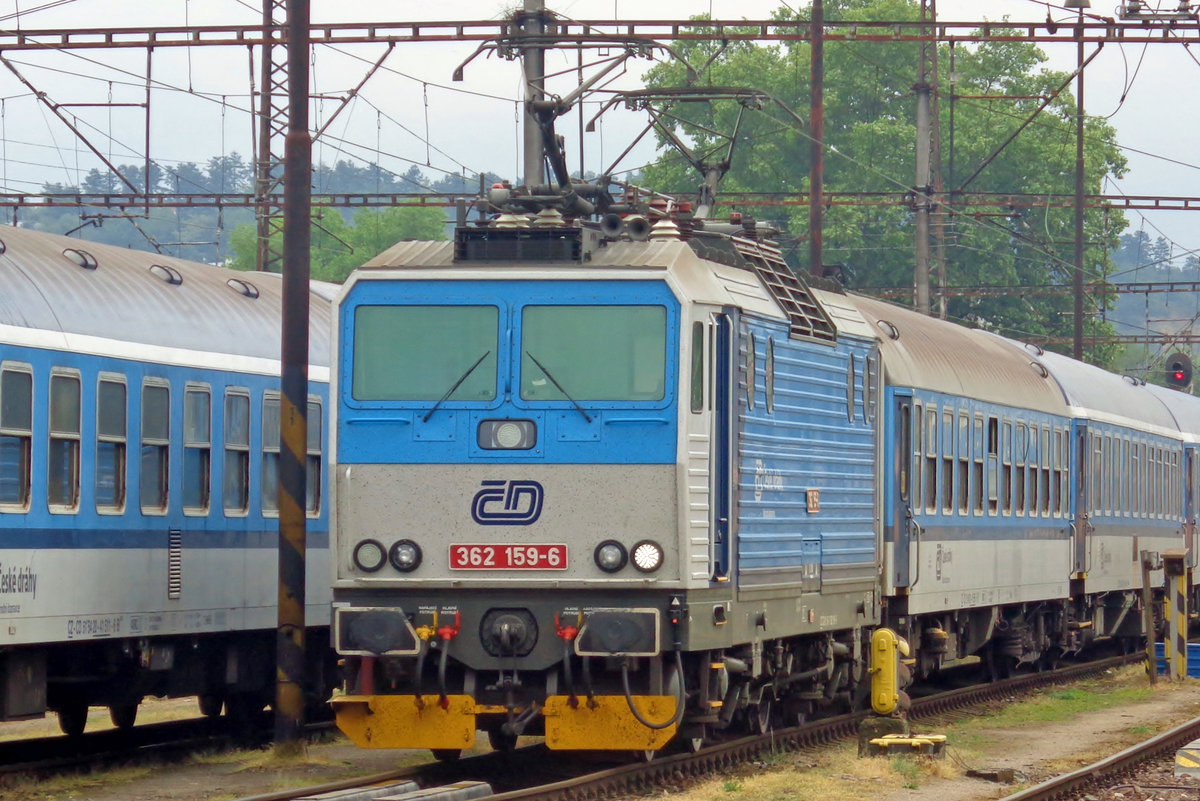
[731,236,837,343]
[168,529,183,600]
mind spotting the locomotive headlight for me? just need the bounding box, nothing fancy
[594,540,628,573]
[630,540,664,573]
[352,539,387,572]
[388,539,423,572]
[478,418,537,450]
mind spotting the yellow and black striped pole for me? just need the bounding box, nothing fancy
[1163,549,1189,682]
[276,0,312,755]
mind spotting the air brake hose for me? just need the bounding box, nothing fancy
[621,649,686,730]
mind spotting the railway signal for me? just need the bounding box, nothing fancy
[1166,353,1193,390]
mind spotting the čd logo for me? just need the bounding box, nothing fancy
[471,480,544,525]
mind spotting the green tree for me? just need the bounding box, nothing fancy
[228,205,447,282]
[640,2,1127,364]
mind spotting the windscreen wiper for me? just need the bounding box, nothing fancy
[526,351,592,423]
[422,350,490,423]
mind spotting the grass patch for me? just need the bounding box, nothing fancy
[0,764,156,801]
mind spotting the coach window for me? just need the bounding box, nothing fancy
[48,370,81,512]
[1036,429,1046,515]
[0,364,33,509]
[1130,442,1141,518]
[1052,428,1063,516]
[306,397,322,516]
[972,415,984,515]
[96,376,127,513]
[941,409,954,514]
[910,402,923,510]
[924,406,937,513]
[1032,429,1041,515]
[1014,422,1028,516]
[957,412,969,513]
[140,381,170,514]
[987,416,999,515]
[1001,420,1013,515]
[224,389,251,515]
[690,322,704,413]
[183,385,211,515]
[262,393,280,515]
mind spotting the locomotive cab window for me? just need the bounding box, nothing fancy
[0,364,33,509]
[690,322,704,413]
[96,375,127,513]
[352,305,498,402]
[48,370,81,512]
[520,305,666,402]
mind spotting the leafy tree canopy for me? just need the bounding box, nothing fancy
[639,1,1127,364]
[228,205,447,283]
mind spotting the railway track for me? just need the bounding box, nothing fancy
[997,714,1200,801]
[227,652,1146,801]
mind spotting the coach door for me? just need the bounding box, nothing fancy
[1071,425,1089,577]
[891,394,915,588]
[1186,448,1197,570]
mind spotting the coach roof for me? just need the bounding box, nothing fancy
[0,225,331,366]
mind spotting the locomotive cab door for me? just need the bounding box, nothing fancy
[710,312,733,580]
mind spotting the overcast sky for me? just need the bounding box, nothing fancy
[0,0,1195,261]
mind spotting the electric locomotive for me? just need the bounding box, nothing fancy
[0,225,335,735]
[330,217,883,756]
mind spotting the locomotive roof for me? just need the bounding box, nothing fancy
[360,236,881,340]
[0,224,331,368]
[839,292,1071,416]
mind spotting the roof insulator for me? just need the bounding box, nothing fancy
[648,219,682,241]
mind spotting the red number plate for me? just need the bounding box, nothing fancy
[449,544,568,570]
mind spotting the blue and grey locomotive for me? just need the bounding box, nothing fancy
[329,214,1200,757]
[0,225,334,735]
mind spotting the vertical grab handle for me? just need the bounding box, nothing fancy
[906,509,923,589]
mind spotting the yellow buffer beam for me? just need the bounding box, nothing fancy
[543,695,678,751]
[332,695,477,751]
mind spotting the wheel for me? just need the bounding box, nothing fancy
[198,693,224,718]
[749,696,773,735]
[431,749,462,762]
[57,700,88,737]
[487,729,519,752]
[109,702,138,730]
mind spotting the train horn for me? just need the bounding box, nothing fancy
[625,215,651,241]
[600,213,625,239]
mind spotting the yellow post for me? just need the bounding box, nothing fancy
[1164,549,1189,681]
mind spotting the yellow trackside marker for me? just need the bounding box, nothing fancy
[1177,739,1200,777]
